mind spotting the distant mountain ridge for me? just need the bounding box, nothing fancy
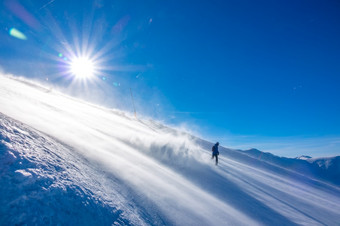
[240,148,340,186]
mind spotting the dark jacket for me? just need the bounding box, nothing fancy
[212,144,219,155]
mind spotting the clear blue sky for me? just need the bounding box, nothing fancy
[1,0,340,157]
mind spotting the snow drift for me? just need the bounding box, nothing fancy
[1,74,340,225]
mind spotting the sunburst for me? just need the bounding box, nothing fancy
[69,56,96,79]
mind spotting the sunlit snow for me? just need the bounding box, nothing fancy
[0,73,340,225]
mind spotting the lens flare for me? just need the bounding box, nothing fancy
[9,28,27,40]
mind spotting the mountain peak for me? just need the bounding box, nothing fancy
[296,155,313,160]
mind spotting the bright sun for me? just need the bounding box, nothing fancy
[70,57,95,78]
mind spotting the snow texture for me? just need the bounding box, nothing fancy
[1,74,340,225]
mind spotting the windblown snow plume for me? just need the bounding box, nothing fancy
[1,74,340,225]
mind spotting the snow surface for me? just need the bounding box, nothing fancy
[1,74,340,225]
[241,149,340,186]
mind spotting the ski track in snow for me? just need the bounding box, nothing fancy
[1,74,340,225]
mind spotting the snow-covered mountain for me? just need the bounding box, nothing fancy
[1,74,340,225]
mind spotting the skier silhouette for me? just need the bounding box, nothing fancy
[211,142,219,165]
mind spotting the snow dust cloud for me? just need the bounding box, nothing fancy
[0,73,258,225]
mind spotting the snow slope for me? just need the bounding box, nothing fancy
[1,74,340,225]
[241,148,340,186]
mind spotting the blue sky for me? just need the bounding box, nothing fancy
[1,0,340,157]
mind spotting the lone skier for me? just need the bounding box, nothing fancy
[211,142,220,165]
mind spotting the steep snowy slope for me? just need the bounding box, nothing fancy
[1,74,340,225]
[0,113,140,225]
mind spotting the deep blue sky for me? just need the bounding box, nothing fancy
[1,0,340,157]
